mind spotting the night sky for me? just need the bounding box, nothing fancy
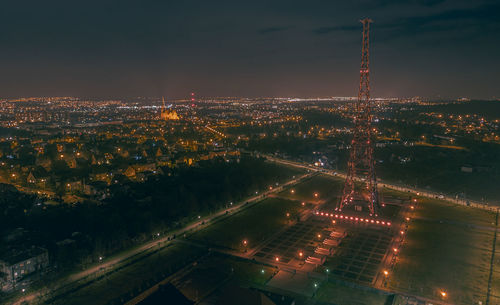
[0,0,499,99]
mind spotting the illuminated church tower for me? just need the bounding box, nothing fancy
[160,97,180,121]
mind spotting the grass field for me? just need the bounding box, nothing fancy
[414,197,496,228]
[389,218,493,304]
[189,197,305,250]
[314,282,391,305]
[381,187,496,227]
[52,243,206,305]
[379,186,497,304]
[176,253,276,301]
[277,174,344,203]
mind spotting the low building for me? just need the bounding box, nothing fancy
[0,247,49,291]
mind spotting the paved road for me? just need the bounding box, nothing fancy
[10,172,313,305]
[265,155,499,211]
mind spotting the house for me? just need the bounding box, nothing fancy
[0,247,49,291]
[117,149,130,158]
[27,172,36,184]
[155,148,163,157]
[90,172,110,183]
[66,180,83,192]
[123,166,136,178]
[133,163,156,173]
[66,157,77,169]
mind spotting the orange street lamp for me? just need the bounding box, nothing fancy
[440,291,447,298]
[383,270,389,276]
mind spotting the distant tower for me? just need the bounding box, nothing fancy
[160,97,167,120]
[337,19,380,216]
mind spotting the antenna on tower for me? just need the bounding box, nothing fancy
[337,18,380,216]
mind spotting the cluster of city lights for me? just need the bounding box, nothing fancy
[314,211,391,226]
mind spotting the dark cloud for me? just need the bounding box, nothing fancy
[313,2,500,43]
[258,26,291,34]
[313,25,359,35]
[363,0,447,9]
[0,0,497,99]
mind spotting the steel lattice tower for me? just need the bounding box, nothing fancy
[337,18,380,216]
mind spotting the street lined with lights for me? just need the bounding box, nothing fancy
[11,172,314,305]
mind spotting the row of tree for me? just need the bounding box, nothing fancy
[0,157,299,270]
